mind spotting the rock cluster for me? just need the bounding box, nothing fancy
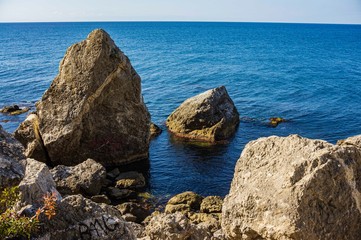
[166,86,239,143]
[15,29,150,167]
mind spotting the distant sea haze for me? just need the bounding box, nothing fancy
[1,22,360,197]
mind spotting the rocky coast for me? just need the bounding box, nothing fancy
[1,29,361,239]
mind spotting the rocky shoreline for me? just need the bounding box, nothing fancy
[1,29,361,239]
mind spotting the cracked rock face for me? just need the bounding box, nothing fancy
[15,29,150,167]
[0,125,25,189]
[166,86,239,143]
[222,134,361,240]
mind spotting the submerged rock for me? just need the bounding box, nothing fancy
[0,125,25,189]
[166,86,239,143]
[15,29,150,167]
[269,117,287,127]
[0,105,30,115]
[150,122,162,139]
[222,134,361,240]
[50,158,106,196]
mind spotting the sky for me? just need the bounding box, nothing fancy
[0,0,360,24]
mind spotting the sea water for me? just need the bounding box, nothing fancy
[1,22,361,197]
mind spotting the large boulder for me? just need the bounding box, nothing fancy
[166,86,239,142]
[50,158,106,196]
[222,134,361,240]
[15,29,150,167]
[37,194,136,240]
[0,125,25,189]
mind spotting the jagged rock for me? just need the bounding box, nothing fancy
[15,29,150,167]
[166,86,239,142]
[19,158,60,208]
[200,196,223,213]
[167,191,203,211]
[0,125,25,189]
[144,212,210,240]
[338,134,361,150]
[14,114,48,164]
[50,159,106,196]
[115,171,146,189]
[150,123,162,139]
[117,202,151,223]
[222,134,361,240]
[37,194,136,240]
[91,195,111,204]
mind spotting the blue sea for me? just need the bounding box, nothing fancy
[1,22,361,197]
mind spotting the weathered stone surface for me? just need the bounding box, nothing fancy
[200,196,223,213]
[19,158,59,208]
[128,222,146,238]
[14,114,48,163]
[107,187,134,200]
[117,202,151,223]
[38,194,136,240]
[91,195,111,205]
[115,171,146,189]
[166,86,239,142]
[338,134,361,150]
[16,29,150,167]
[165,203,191,214]
[150,122,162,139]
[0,125,25,189]
[145,213,211,240]
[51,158,106,196]
[167,191,203,210]
[222,134,361,240]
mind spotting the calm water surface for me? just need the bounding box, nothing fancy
[1,22,361,197]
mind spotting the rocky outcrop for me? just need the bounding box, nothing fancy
[18,158,59,208]
[50,158,106,196]
[38,194,136,240]
[166,86,239,142]
[15,29,150,167]
[0,125,25,189]
[222,134,361,240]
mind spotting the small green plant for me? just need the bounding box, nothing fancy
[0,186,57,239]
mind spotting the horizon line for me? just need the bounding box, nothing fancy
[1,20,361,26]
